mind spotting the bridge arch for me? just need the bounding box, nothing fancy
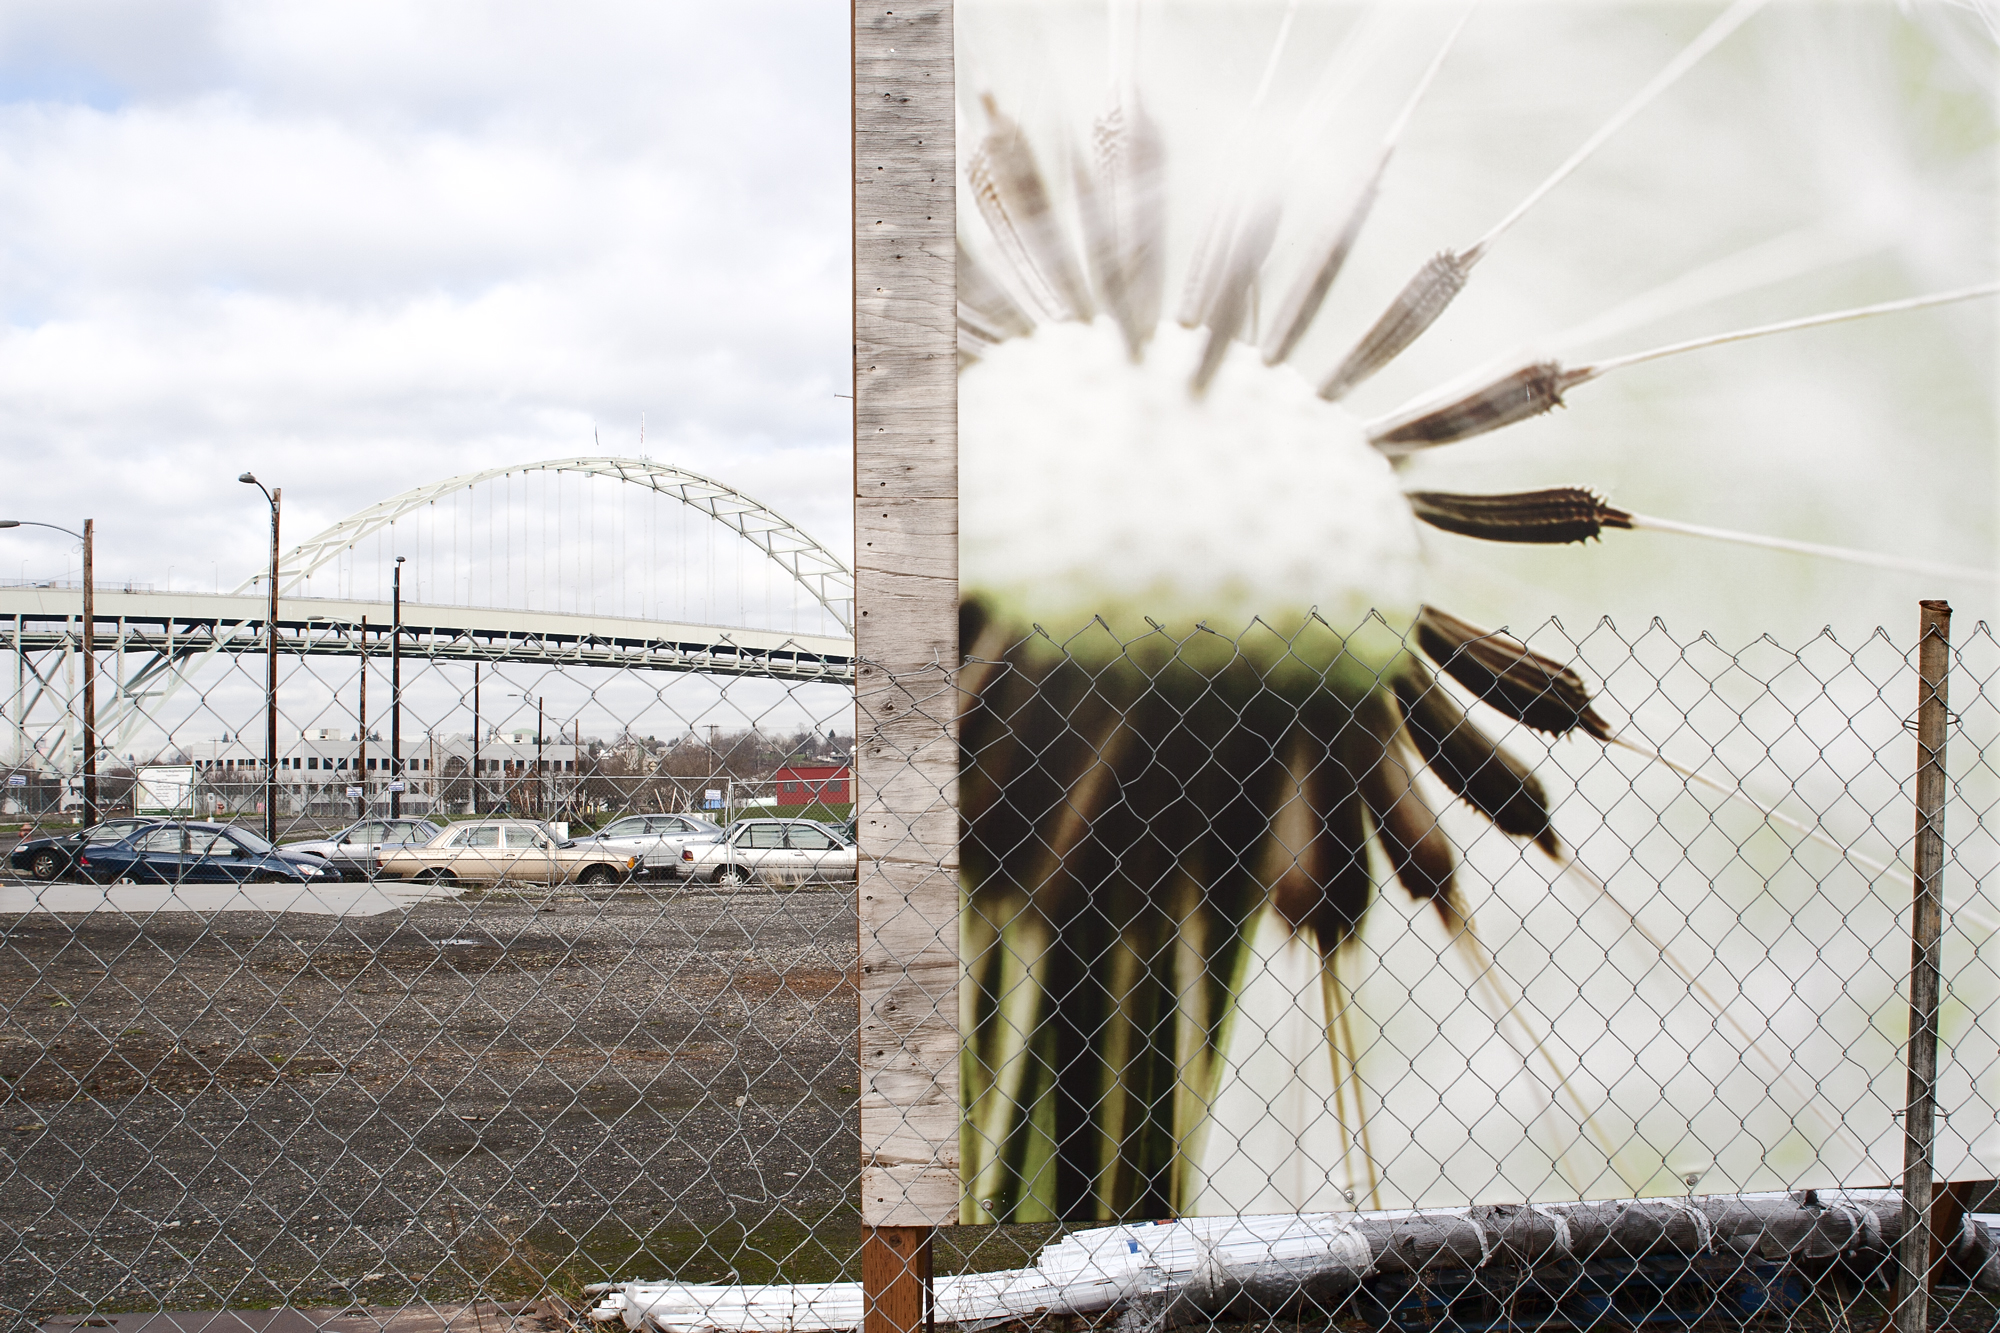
[234,456,854,634]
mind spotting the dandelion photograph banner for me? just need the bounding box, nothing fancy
[950,0,1998,1224]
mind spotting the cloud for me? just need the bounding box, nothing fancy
[0,1,851,598]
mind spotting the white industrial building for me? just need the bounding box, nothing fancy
[184,728,581,818]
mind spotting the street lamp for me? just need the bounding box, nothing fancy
[0,518,95,823]
[238,473,281,842]
[391,556,404,818]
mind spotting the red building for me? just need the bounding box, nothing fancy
[774,763,851,806]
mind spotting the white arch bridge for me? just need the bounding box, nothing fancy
[0,457,855,759]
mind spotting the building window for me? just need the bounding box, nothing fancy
[308,757,318,771]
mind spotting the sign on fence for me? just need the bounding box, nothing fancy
[134,764,194,814]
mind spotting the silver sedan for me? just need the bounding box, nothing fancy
[284,818,444,881]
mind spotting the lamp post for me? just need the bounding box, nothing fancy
[0,518,96,823]
[391,556,404,819]
[238,474,281,842]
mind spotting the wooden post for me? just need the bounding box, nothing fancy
[862,1223,933,1333]
[80,519,95,825]
[1895,599,1951,1333]
[358,617,368,821]
[264,490,280,841]
[854,0,957,1326]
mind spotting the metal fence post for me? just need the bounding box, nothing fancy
[1897,598,1951,1333]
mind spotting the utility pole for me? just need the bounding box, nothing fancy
[357,616,368,821]
[391,556,404,819]
[471,662,481,816]
[81,519,95,825]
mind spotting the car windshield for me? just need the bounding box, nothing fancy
[227,828,275,854]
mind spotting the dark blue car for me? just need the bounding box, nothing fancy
[9,818,160,881]
[76,822,336,886]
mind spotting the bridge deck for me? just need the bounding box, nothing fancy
[0,588,855,683]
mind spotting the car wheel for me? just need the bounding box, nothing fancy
[579,866,617,888]
[714,864,750,888]
[417,869,456,883]
[252,872,290,885]
[28,851,63,882]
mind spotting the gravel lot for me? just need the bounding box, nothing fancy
[1,875,862,1324]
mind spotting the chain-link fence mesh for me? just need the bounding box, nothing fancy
[6,609,2000,1332]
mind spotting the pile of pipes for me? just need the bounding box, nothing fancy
[588,1192,2000,1332]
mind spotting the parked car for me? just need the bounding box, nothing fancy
[74,823,337,885]
[376,819,640,887]
[565,812,723,878]
[283,818,445,881]
[675,817,857,885]
[9,818,163,881]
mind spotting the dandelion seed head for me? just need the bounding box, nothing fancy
[961,318,1422,630]
[959,1,1995,640]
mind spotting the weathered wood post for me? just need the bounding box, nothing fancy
[1896,599,1951,1333]
[854,3,958,1333]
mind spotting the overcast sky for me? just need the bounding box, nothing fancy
[0,1,850,594]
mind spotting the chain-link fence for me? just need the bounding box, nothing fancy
[6,609,2000,1332]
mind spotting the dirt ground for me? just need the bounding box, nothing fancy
[0,874,865,1324]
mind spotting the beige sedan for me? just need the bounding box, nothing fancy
[377,820,639,886]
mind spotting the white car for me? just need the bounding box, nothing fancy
[675,818,857,885]
[565,813,724,878]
